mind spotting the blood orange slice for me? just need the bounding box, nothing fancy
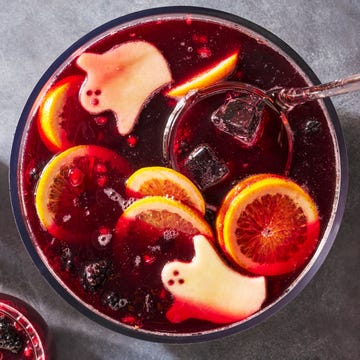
[166,52,238,98]
[35,145,132,243]
[125,166,205,214]
[216,174,282,249]
[38,75,86,152]
[222,176,320,276]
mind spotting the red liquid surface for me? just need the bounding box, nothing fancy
[18,17,337,334]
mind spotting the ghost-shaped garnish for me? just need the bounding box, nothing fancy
[76,41,172,136]
[161,235,266,324]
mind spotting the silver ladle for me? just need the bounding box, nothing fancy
[163,73,360,166]
[270,73,360,111]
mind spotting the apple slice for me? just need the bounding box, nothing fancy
[76,41,172,136]
[166,52,238,98]
[161,235,266,324]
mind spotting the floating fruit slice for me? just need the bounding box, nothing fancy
[162,235,266,324]
[38,75,85,152]
[35,145,132,243]
[76,40,172,136]
[116,196,213,241]
[222,176,320,276]
[125,166,205,214]
[166,52,238,98]
[216,174,282,249]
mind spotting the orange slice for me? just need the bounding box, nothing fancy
[222,176,320,276]
[166,52,238,98]
[216,174,282,249]
[126,166,205,214]
[35,145,132,243]
[38,75,84,152]
[116,196,213,240]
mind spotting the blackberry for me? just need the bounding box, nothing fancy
[0,316,23,354]
[304,119,321,135]
[81,259,111,292]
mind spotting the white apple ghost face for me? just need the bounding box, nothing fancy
[161,235,266,324]
[76,41,172,135]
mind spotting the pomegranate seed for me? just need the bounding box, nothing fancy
[97,132,104,141]
[126,134,138,148]
[185,16,192,25]
[13,321,22,331]
[95,89,102,95]
[192,34,208,44]
[23,345,34,358]
[94,116,108,126]
[95,163,107,174]
[68,167,84,187]
[122,315,136,324]
[98,226,111,235]
[197,46,212,58]
[97,175,107,187]
[159,289,167,299]
[32,337,39,346]
[129,32,136,37]
[143,254,156,264]
[234,70,244,80]
[86,90,93,96]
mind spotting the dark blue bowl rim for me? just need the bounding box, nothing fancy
[9,5,348,343]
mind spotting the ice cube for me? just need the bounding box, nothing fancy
[211,93,264,146]
[183,144,229,190]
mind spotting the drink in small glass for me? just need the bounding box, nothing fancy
[0,294,53,359]
[11,8,347,341]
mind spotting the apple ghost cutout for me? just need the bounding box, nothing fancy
[76,41,172,135]
[161,235,266,324]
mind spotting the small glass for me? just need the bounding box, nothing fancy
[0,294,53,359]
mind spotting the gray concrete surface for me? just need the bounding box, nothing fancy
[0,0,359,359]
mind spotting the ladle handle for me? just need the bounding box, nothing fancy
[275,73,360,109]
